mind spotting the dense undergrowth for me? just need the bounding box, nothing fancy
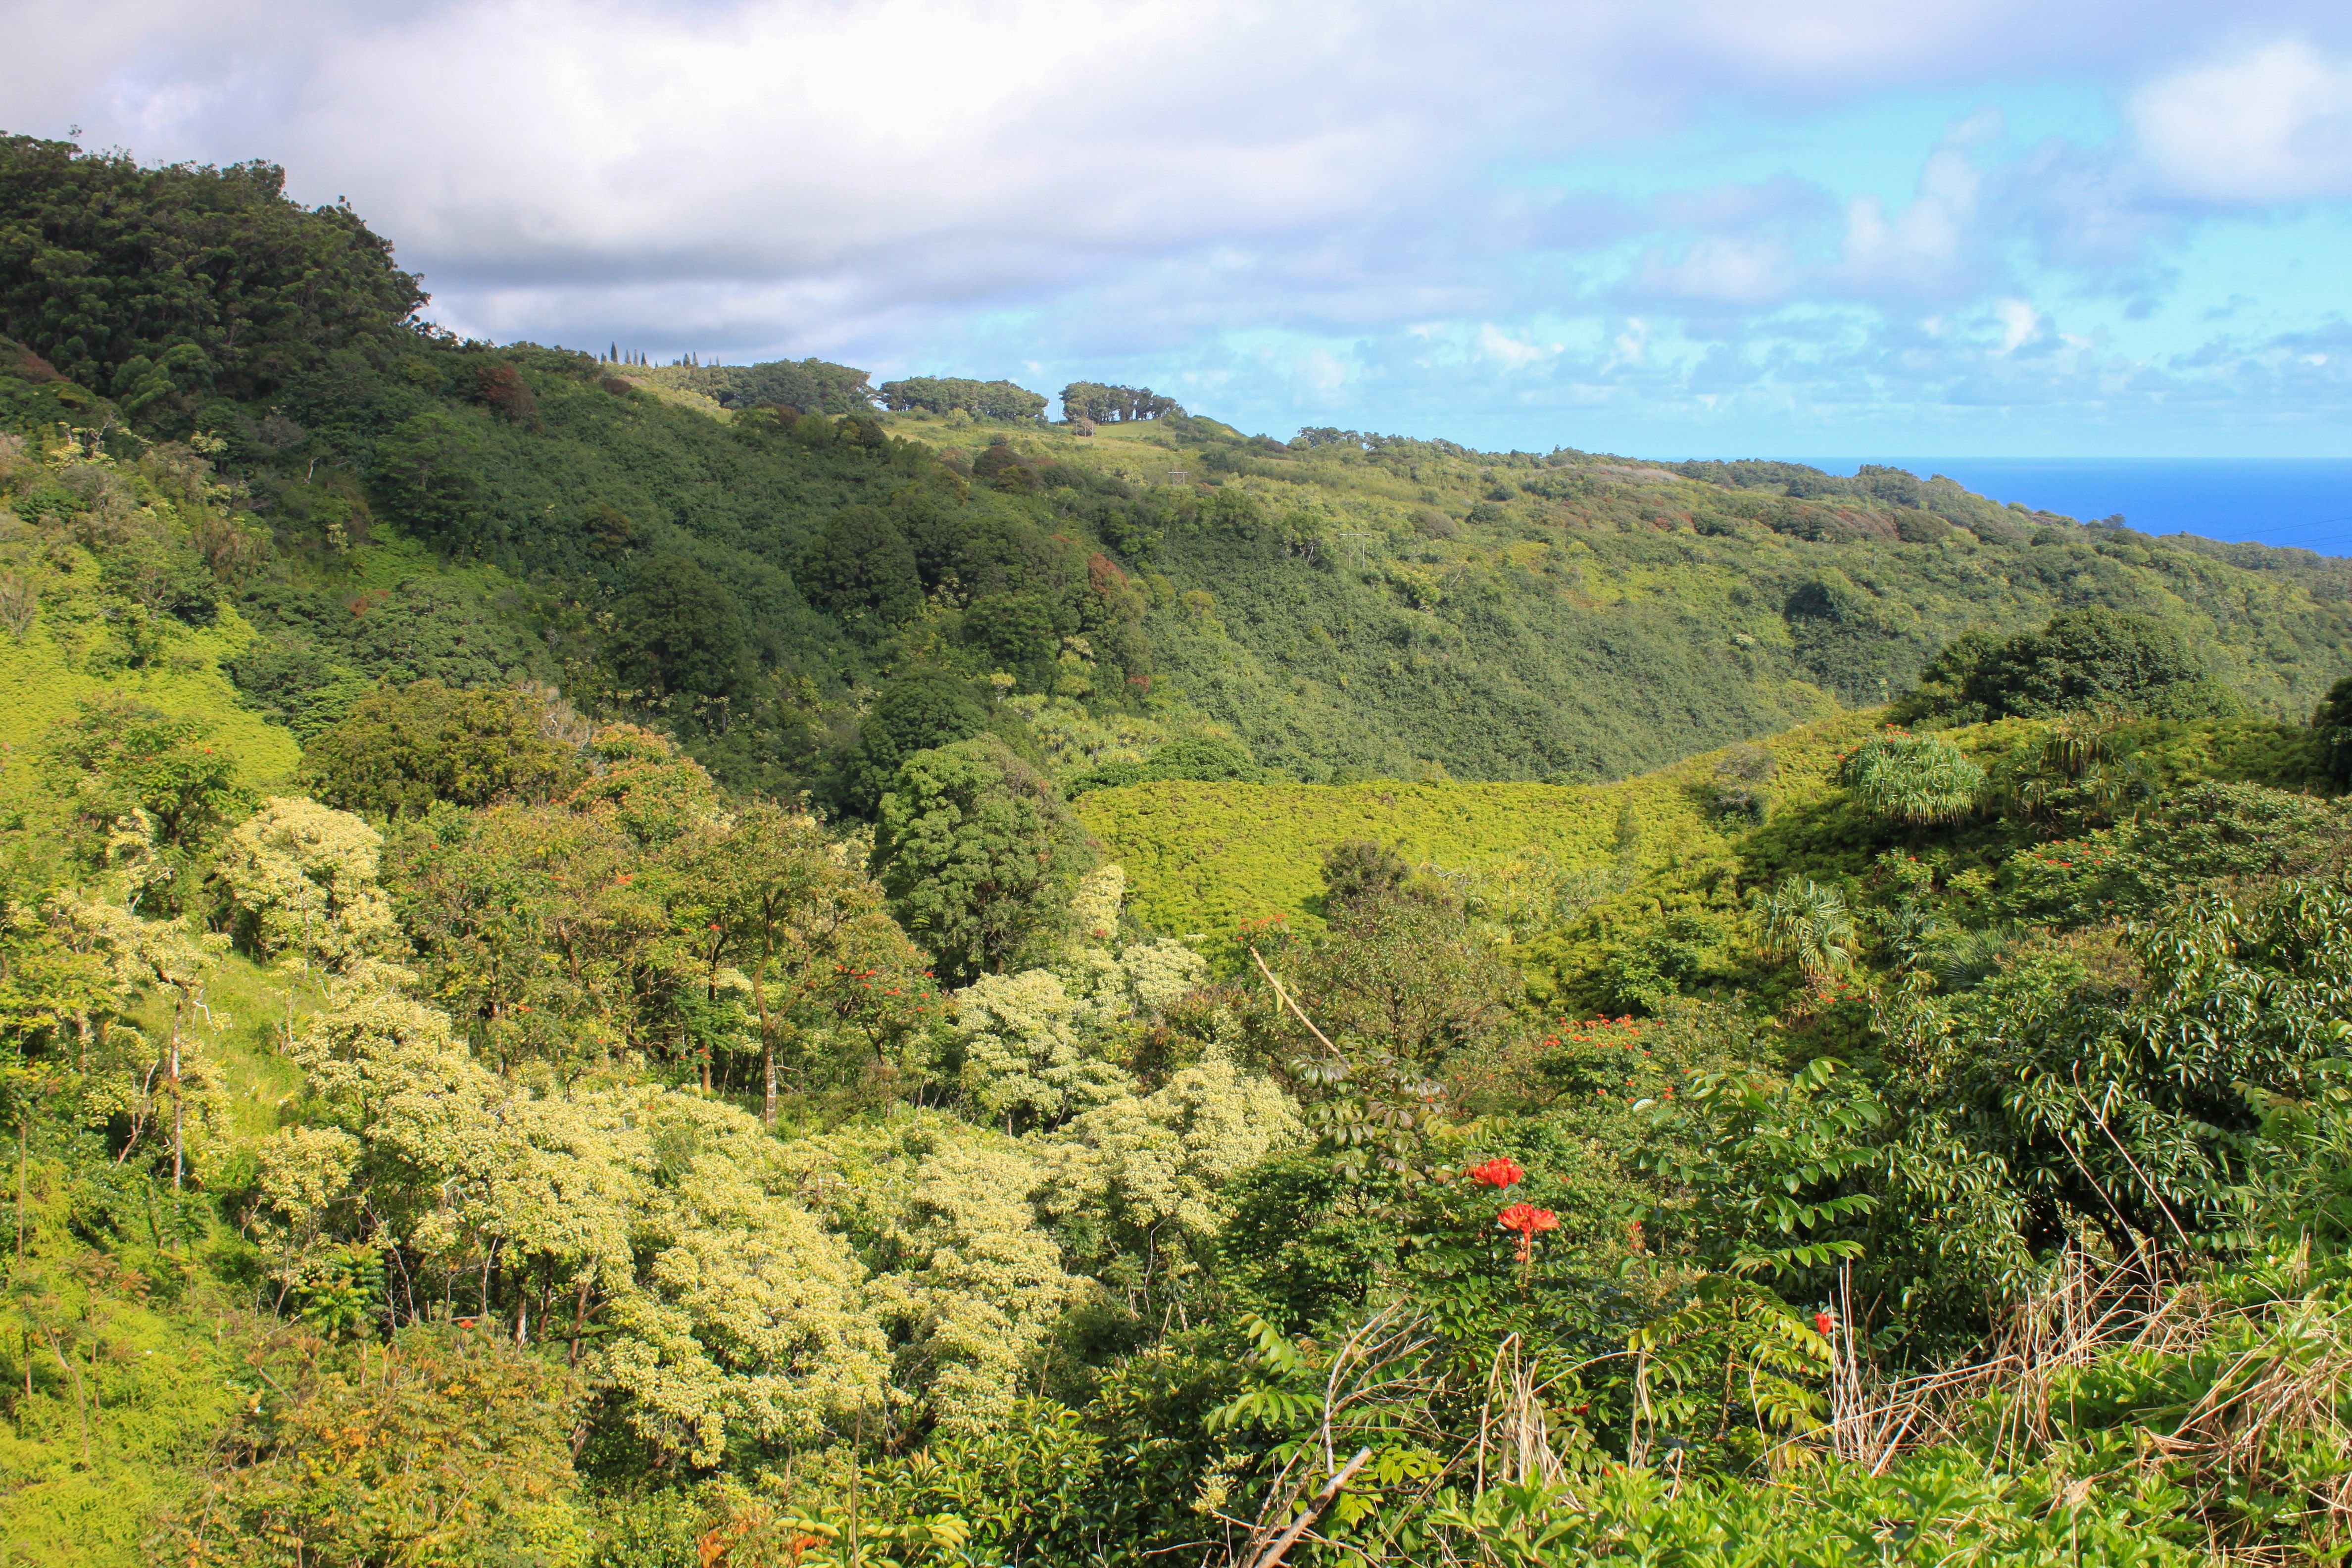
[13,128,2352,1568]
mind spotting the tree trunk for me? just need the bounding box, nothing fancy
[168,1002,184,1193]
[567,1275,592,1369]
[751,959,777,1127]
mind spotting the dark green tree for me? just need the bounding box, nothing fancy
[689,356,876,412]
[0,134,424,401]
[968,590,1061,674]
[843,671,989,813]
[878,377,1047,420]
[871,736,1094,984]
[303,681,582,819]
[1060,382,1183,422]
[606,557,749,701]
[1899,608,2237,725]
[369,411,489,547]
[796,506,923,627]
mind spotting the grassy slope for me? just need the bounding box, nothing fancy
[1082,709,1880,936]
[0,607,301,802]
[1080,706,2338,945]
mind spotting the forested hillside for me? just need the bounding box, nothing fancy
[15,129,2352,1568]
[8,130,2352,802]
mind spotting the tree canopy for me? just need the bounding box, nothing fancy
[1897,606,2242,725]
[878,377,1047,421]
[302,680,582,819]
[873,735,1095,984]
[0,134,424,404]
[1060,382,1182,423]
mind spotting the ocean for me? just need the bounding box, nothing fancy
[1781,458,2352,559]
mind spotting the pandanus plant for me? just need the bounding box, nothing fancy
[1748,876,1860,982]
[1839,733,1986,826]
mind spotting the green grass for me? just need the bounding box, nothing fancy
[1080,710,1882,937]
[0,1273,242,1568]
[0,604,302,805]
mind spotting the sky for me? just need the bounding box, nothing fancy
[6,0,2352,456]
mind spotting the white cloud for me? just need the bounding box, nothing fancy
[14,1,2341,337]
[1612,319,1650,366]
[1993,298,2039,352]
[8,0,2352,449]
[1630,235,1799,308]
[2132,39,2352,203]
[1836,147,1982,296]
[1475,324,1559,370]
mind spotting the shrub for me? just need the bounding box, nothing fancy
[1708,743,1777,820]
[1066,735,1267,797]
[176,1323,590,1568]
[1899,607,2235,725]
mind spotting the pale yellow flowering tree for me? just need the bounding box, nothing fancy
[781,1113,1087,1438]
[954,969,1128,1131]
[276,977,889,1466]
[213,795,401,974]
[874,1137,1081,1438]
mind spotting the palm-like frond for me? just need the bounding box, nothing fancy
[1841,735,1987,825]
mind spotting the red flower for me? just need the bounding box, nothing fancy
[1498,1203,1558,1238]
[1499,1202,1560,1273]
[1814,1311,1836,1336]
[1467,1157,1524,1188]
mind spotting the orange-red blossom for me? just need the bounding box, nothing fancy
[1467,1156,1524,1188]
[1498,1202,1559,1268]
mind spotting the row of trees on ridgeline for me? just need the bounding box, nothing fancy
[1059,380,1183,423]
[871,376,1183,425]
